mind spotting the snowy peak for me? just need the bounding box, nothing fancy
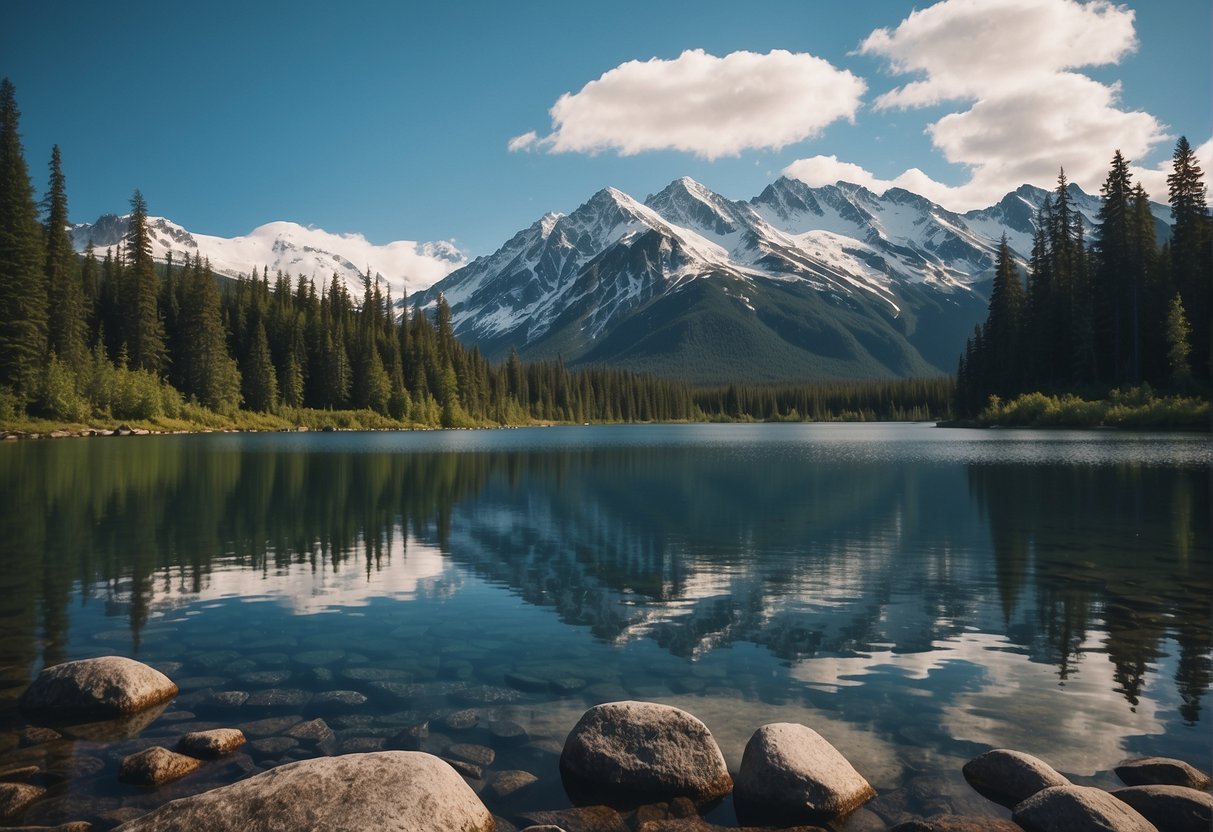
[69,214,466,298]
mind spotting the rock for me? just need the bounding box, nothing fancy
[490,770,538,800]
[559,701,732,807]
[1114,757,1211,790]
[247,737,299,759]
[244,688,309,709]
[199,691,248,712]
[487,720,528,745]
[239,715,302,737]
[961,749,1070,809]
[550,678,587,694]
[0,782,46,820]
[19,727,64,747]
[1012,785,1157,832]
[110,752,495,831]
[390,722,430,751]
[446,759,484,780]
[118,747,202,787]
[19,657,178,722]
[449,743,496,767]
[733,722,876,825]
[308,690,367,713]
[505,673,550,693]
[1112,784,1212,832]
[518,807,629,832]
[176,728,246,758]
[891,817,1022,831]
[444,709,480,731]
[519,827,568,832]
[235,670,291,687]
[285,718,334,746]
[0,766,41,782]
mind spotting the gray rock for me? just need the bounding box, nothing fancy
[733,722,876,825]
[199,691,248,712]
[559,701,732,807]
[0,782,46,820]
[292,650,345,666]
[1112,784,1212,832]
[504,673,549,693]
[490,770,538,800]
[247,737,299,759]
[390,722,429,751]
[1012,785,1157,832]
[962,749,1070,808]
[1114,757,1211,790]
[445,759,484,780]
[118,747,202,787]
[19,657,178,722]
[176,728,246,758]
[487,719,528,745]
[111,752,495,831]
[549,678,587,694]
[235,670,291,687]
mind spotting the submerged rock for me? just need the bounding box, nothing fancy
[1012,785,1157,832]
[1112,784,1212,832]
[559,701,732,807]
[20,657,178,722]
[111,751,495,831]
[1114,757,1211,790]
[0,782,46,820]
[733,722,876,825]
[176,728,246,758]
[961,749,1070,809]
[118,747,202,787]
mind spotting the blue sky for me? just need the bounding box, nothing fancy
[2,0,1209,259]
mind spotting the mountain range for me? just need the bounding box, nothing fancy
[70,178,1170,383]
[68,215,465,299]
[415,177,1168,382]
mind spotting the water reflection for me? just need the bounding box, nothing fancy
[0,427,1209,779]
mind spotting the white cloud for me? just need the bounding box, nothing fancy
[786,0,1174,210]
[511,49,865,160]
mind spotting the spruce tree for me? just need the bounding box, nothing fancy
[241,320,278,412]
[42,145,85,367]
[984,235,1026,398]
[1166,293,1193,388]
[122,189,167,373]
[178,256,241,412]
[1095,150,1135,384]
[1166,137,1210,379]
[0,78,48,397]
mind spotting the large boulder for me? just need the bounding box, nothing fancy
[733,723,876,825]
[1114,757,1211,790]
[112,751,495,831]
[1112,784,1213,832]
[0,782,46,821]
[559,701,731,807]
[20,658,178,722]
[961,749,1070,808]
[1012,785,1158,832]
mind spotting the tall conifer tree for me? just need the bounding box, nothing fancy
[1166,137,1210,379]
[122,189,166,373]
[0,78,48,396]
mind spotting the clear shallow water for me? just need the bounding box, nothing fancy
[0,423,1209,828]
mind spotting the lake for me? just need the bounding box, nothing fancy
[0,423,1209,828]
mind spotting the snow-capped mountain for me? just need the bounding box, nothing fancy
[69,215,466,298]
[417,176,1164,382]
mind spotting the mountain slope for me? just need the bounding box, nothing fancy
[69,215,466,298]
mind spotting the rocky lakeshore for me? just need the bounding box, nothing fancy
[1,657,1209,831]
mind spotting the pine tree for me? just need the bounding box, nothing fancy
[1095,150,1135,384]
[122,189,167,374]
[0,78,48,397]
[177,256,241,412]
[1166,293,1193,389]
[1166,137,1211,379]
[984,235,1026,397]
[241,321,278,412]
[42,145,85,367]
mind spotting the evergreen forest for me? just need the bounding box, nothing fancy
[955,142,1212,420]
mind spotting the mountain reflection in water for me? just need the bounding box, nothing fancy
[0,425,1208,790]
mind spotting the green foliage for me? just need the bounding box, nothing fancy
[35,353,88,422]
[978,387,1209,431]
[1166,293,1193,386]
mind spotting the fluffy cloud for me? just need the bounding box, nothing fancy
[787,0,1174,210]
[509,49,865,160]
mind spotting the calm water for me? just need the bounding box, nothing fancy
[0,424,1210,828]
